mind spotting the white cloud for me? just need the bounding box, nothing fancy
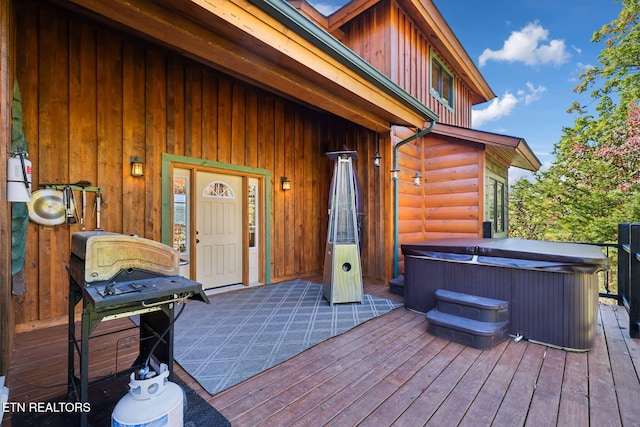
[479,22,570,67]
[569,62,593,82]
[575,62,592,71]
[472,82,546,127]
[472,92,519,127]
[520,82,547,105]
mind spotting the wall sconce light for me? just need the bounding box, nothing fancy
[130,156,144,177]
[413,172,422,186]
[372,133,381,167]
[281,176,291,191]
[373,152,382,167]
[390,169,399,180]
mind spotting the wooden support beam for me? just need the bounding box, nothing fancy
[65,0,426,130]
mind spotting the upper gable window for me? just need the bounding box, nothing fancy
[430,54,454,109]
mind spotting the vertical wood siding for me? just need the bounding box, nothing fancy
[13,0,387,326]
[1,0,15,373]
[339,1,476,128]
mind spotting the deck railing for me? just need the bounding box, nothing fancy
[592,242,619,300]
[617,223,640,338]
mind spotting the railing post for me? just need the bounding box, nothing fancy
[619,223,630,306]
[630,223,640,338]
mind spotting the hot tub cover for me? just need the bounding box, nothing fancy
[402,238,609,274]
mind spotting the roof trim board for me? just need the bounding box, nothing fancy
[248,0,438,123]
[328,0,495,105]
[407,0,495,103]
[432,123,541,172]
[66,0,437,130]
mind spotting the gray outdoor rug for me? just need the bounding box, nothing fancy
[173,279,403,395]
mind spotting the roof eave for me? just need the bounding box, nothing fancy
[65,0,437,130]
[249,0,438,124]
[327,0,495,105]
[402,0,495,104]
[432,123,541,172]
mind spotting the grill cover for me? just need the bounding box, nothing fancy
[71,231,180,283]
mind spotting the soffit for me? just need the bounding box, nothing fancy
[431,123,541,172]
[65,0,435,131]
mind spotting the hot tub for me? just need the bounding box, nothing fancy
[401,238,609,351]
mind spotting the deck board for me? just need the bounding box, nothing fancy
[524,347,564,426]
[394,344,481,425]
[492,342,545,426]
[371,340,466,425]
[427,339,508,426]
[210,308,414,416]
[259,314,428,426]
[457,339,527,426]
[557,351,589,427]
[4,280,640,427]
[600,304,640,427]
[222,310,422,425]
[360,336,446,425]
[588,306,623,426]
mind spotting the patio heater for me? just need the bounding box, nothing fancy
[323,151,363,304]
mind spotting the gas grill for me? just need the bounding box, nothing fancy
[67,231,208,423]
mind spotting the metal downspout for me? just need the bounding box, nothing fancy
[392,120,436,278]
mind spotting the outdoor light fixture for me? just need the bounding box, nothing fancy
[391,169,399,180]
[281,176,291,191]
[372,133,381,167]
[413,172,422,186]
[130,156,144,177]
[373,152,382,167]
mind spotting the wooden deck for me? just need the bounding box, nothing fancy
[4,281,640,426]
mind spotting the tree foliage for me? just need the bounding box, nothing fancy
[509,0,640,243]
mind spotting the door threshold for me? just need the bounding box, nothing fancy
[204,282,264,297]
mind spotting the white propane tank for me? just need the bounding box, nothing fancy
[7,154,32,202]
[112,364,184,427]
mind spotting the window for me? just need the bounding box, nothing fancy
[487,175,507,237]
[202,181,235,198]
[431,54,454,108]
[248,184,257,248]
[173,172,189,254]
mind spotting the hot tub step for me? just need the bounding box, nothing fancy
[435,289,509,323]
[388,276,404,296]
[426,309,509,350]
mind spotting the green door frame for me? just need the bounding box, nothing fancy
[161,153,272,284]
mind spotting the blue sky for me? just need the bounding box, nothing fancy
[307,0,623,181]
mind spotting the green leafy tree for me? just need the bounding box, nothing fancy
[509,0,640,243]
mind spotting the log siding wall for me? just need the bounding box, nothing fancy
[393,127,483,273]
[13,0,388,326]
[423,136,483,239]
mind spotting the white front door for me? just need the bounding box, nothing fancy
[196,172,243,289]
